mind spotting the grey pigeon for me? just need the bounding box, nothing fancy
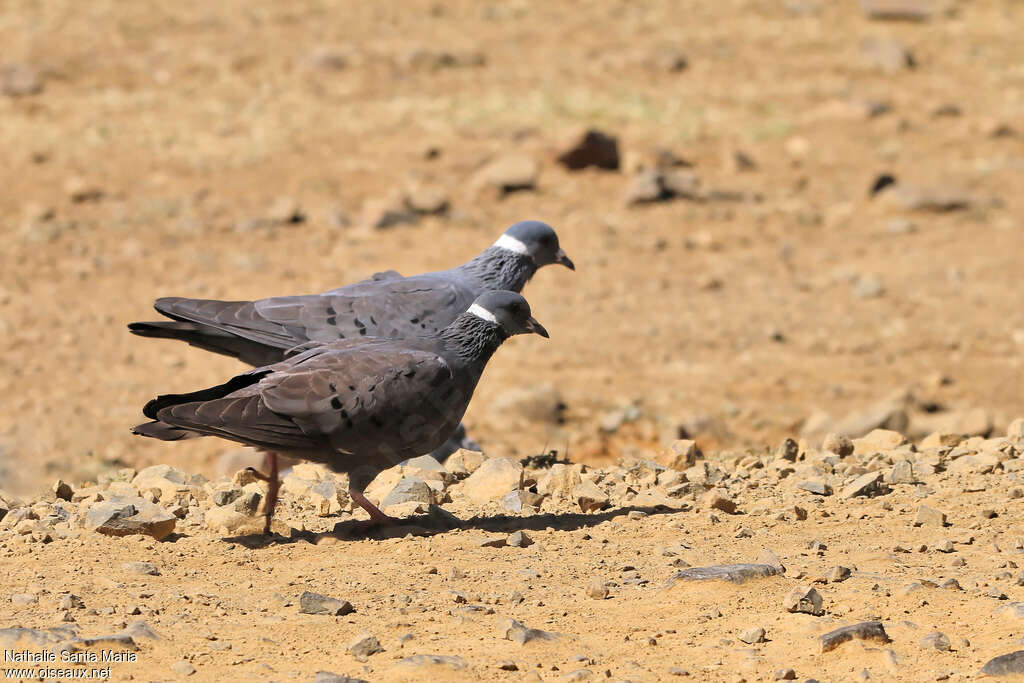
[128,221,572,367]
[132,291,549,533]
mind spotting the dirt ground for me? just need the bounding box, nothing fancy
[1,0,1024,680]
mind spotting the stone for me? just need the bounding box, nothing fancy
[921,631,950,651]
[347,632,383,661]
[392,654,467,672]
[860,0,931,21]
[784,586,824,615]
[660,439,698,469]
[361,193,418,230]
[507,531,533,548]
[404,182,449,215]
[445,449,487,477]
[914,505,947,527]
[798,480,833,496]
[205,505,263,534]
[382,477,435,508]
[314,672,367,683]
[702,491,738,514]
[309,479,349,516]
[885,460,915,485]
[738,626,766,644]
[471,154,538,197]
[86,499,176,540]
[479,536,507,548]
[775,669,797,680]
[463,458,523,504]
[499,618,560,645]
[852,274,885,299]
[490,383,565,423]
[211,488,242,507]
[586,577,609,599]
[123,561,160,576]
[820,621,891,653]
[861,37,915,72]
[574,481,609,512]
[919,431,965,449]
[171,661,196,676]
[841,472,887,499]
[667,563,782,585]
[10,593,36,606]
[981,651,1024,676]
[556,128,620,171]
[853,429,908,454]
[537,463,583,498]
[777,438,799,462]
[827,566,852,583]
[1,63,43,97]
[502,489,545,513]
[624,169,700,205]
[299,591,354,616]
[1007,418,1024,441]
[52,480,73,501]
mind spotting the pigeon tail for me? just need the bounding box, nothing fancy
[131,421,199,441]
[128,321,288,367]
[142,369,271,419]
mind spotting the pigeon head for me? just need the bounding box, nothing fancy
[496,221,574,271]
[467,291,549,338]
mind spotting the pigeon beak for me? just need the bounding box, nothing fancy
[555,248,575,270]
[524,316,550,338]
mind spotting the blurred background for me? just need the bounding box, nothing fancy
[1,0,1022,494]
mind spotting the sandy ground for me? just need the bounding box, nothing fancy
[1,0,1024,680]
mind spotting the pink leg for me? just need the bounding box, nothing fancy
[248,453,280,534]
[349,488,400,526]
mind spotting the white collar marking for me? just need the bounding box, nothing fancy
[467,303,498,324]
[493,233,530,256]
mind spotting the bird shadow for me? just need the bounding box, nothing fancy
[222,504,686,548]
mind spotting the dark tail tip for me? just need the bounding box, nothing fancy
[131,421,194,441]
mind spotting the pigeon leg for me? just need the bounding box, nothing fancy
[349,488,400,526]
[246,453,280,534]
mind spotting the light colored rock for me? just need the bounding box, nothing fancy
[205,505,263,535]
[471,154,538,197]
[784,586,824,615]
[913,505,947,527]
[573,481,609,512]
[852,429,908,455]
[919,431,965,449]
[85,499,176,540]
[537,464,583,499]
[658,440,698,469]
[840,472,886,499]
[462,458,523,505]
[445,449,487,477]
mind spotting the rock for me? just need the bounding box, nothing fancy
[798,480,833,496]
[131,465,195,501]
[914,505,947,527]
[86,499,176,540]
[921,631,951,651]
[738,626,766,644]
[382,477,435,508]
[1,63,43,97]
[499,619,560,645]
[573,481,609,512]
[392,654,467,672]
[300,591,354,616]
[361,193,418,230]
[861,37,915,72]
[10,593,36,606]
[445,449,487,477]
[919,431,965,449]
[586,577,609,599]
[981,651,1024,676]
[315,672,367,683]
[860,0,931,21]
[502,489,544,513]
[205,505,263,534]
[507,530,533,548]
[841,472,887,499]
[885,460,916,485]
[822,433,854,457]
[537,463,583,498]
[1007,418,1024,441]
[471,154,538,197]
[625,168,701,205]
[462,457,523,504]
[479,536,507,548]
[404,182,450,215]
[309,479,349,516]
[851,274,884,299]
[820,621,891,653]
[347,632,383,661]
[171,661,196,676]
[879,182,975,212]
[211,488,243,507]
[659,439,698,469]
[52,480,73,501]
[826,566,852,583]
[853,428,908,454]
[784,586,824,615]
[556,128,620,171]
[123,561,160,576]
[667,563,782,586]
[702,491,738,514]
[776,438,799,462]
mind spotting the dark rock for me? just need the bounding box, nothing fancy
[52,480,73,501]
[624,169,700,205]
[556,128,620,171]
[982,651,1024,676]
[798,480,833,496]
[212,488,242,506]
[85,499,176,540]
[777,438,799,462]
[820,621,891,653]
[667,563,782,585]
[860,0,931,21]
[347,632,383,662]
[784,586,824,615]
[314,672,369,683]
[299,591,354,616]
[382,477,434,508]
